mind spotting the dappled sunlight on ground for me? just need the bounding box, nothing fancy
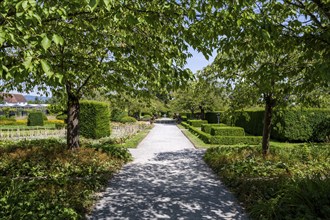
[87,149,248,219]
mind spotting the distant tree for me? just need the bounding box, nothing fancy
[170,70,227,119]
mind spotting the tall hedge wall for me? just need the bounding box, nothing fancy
[232,109,330,142]
[205,112,227,124]
[272,109,330,142]
[80,100,111,139]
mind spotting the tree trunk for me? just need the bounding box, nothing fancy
[199,105,205,120]
[262,95,276,156]
[66,90,80,149]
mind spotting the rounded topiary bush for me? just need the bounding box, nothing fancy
[119,116,137,123]
[140,114,152,121]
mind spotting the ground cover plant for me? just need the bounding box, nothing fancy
[204,144,330,219]
[0,139,131,219]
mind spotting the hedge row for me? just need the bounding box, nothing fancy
[182,122,211,143]
[205,112,227,124]
[201,124,227,134]
[233,109,330,142]
[209,136,262,145]
[80,100,111,139]
[187,120,208,127]
[211,127,245,136]
[182,122,262,145]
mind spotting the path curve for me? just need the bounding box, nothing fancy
[87,124,248,219]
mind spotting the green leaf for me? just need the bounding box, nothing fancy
[41,35,51,51]
[22,1,29,10]
[52,34,64,45]
[23,57,33,69]
[89,0,100,11]
[40,59,51,74]
[103,0,111,10]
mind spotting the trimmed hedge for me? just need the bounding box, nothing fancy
[272,109,330,142]
[233,108,330,142]
[188,120,208,127]
[210,127,245,136]
[182,121,261,145]
[27,112,44,126]
[234,110,264,136]
[80,100,111,139]
[201,124,228,134]
[188,125,212,144]
[209,136,262,145]
[205,111,227,124]
[119,116,137,123]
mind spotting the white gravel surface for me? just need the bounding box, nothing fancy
[87,124,249,220]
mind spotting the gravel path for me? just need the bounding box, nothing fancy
[87,124,248,220]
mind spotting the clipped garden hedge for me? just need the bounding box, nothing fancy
[272,109,330,142]
[233,108,330,142]
[205,111,227,124]
[209,136,262,145]
[188,119,208,127]
[80,100,111,139]
[182,121,261,145]
[210,127,245,136]
[201,124,228,134]
[27,112,44,126]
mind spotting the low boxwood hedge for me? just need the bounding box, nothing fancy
[188,120,208,127]
[210,127,245,136]
[201,124,228,134]
[209,136,262,145]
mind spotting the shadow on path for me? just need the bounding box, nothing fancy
[88,149,248,220]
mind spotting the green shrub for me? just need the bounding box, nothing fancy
[80,100,111,139]
[234,110,264,136]
[209,136,262,145]
[211,127,245,136]
[119,116,137,123]
[201,123,228,134]
[27,112,44,126]
[272,109,330,142]
[205,111,228,124]
[55,123,66,129]
[0,139,128,219]
[188,119,208,127]
[89,144,132,163]
[181,115,187,121]
[188,126,212,143]
[0,118,17,126]
[312,116,330,142]
[42,113,48,121]
[140,114,152,121]
[56,114,67,121]
[111,109,128,122]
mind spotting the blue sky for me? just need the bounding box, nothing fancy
[185,47,217,74]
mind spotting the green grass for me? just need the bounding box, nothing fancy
[178,124,218,148]
[116,127,153,148]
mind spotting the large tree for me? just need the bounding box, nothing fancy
[196,0,329,155]
[2,0,211,149]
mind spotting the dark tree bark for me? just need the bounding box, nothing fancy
[66,83,80,149]
[199,105,205,120]
[262,94,276,156]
